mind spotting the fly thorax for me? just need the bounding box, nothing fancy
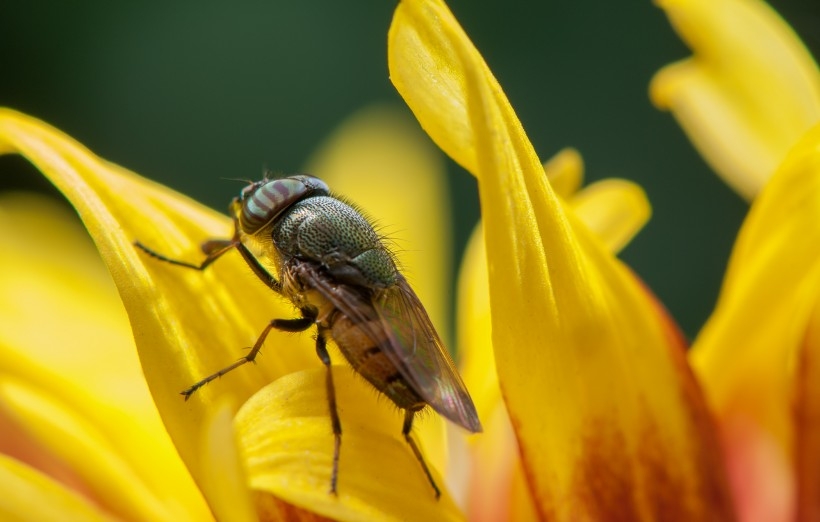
[273,196,397,288]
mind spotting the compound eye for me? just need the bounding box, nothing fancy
[239,175,329,234]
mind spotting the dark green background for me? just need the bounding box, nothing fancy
[2,1,819,339]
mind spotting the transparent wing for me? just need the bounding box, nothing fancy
[373,275,482,433]
[291,263,481,432]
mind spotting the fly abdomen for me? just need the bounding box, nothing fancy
[330,313,425,412]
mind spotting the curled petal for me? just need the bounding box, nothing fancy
[651,0,820,199]
[235,368,462,521]
[391,0,733,518]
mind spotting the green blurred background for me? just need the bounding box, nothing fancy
[2,1,819,339]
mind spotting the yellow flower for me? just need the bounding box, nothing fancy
[650,0,820,200]
[654,0,820,519]
[13,0,809,520]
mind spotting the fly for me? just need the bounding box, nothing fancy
[135,174,482,497]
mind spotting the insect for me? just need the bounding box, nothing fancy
[135,174,482,497]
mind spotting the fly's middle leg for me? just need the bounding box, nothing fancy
[315,326,342,496]
[181,310,316,399]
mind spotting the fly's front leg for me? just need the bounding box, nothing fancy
[181,309,316,399]
[135,214,282,292]
[134,238,237,271]
[315,327,341,495]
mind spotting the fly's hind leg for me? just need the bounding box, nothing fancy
[181,309,316,399]
[315,327,342,495]
[403,410,441,499]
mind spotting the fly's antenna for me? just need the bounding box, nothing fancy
[220,177,254,185]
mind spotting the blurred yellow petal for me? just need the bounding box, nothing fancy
[692,122,820,518]
[543,147,583,199]
[569,179,651,254]
[0,193,210,520]
[651,0,820,199]
[0,193,142,404]
[541,148,650,253]
[236,368,463,521]
[391,0,733,518]
[0,378,175,521]
[0,454,114,522]
[0,108,318,510]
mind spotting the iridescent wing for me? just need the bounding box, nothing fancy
[290,262,481,433]
[372,275,482,433]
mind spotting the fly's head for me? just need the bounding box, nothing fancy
[232,175,330,235]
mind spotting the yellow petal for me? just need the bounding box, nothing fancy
[457,175,650,514]
[390,1,733,518]
[0,454,114,522]
[0,109,315,512]
[0,193,210,520]
[651,0,820,199]
[542,147,583,199]
[235,367,464,521]
[304,105,450,472]
[569,179,651,255]
[691,122,820,517]
[541,148,650,253]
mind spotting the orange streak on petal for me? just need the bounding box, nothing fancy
[0,406,97,510]
[794,303,820,521]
